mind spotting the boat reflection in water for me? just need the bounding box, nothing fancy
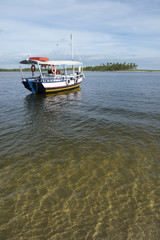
[24,88,82,127]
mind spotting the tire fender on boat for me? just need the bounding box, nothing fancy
[75,78,78,84]
[31,65,36,72]
[67,79,70,85]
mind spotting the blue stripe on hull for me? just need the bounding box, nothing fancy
[22,81,46,93]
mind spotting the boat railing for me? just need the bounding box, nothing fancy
[22,76,40,82]
[22,72,83,83]
[41,76,66,82]
[41,72,83,81]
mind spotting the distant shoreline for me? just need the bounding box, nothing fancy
[1,68,160,72]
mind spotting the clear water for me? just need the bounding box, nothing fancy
[0,71,160,239]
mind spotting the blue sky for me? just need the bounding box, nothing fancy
[1,0,160,69]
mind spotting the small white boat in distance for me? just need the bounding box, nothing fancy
[19,57,84,94]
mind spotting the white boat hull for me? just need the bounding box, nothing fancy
[22,76,83,94]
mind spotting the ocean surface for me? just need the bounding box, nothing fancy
[0,71,160,240]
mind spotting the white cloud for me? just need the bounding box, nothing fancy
[1,0,160,69]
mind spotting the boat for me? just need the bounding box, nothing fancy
[19,58,84,94]
[19,35,84,94]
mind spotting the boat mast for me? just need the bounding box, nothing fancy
[70,33,73,61]
[70,33,74,74]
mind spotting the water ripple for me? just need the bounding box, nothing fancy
[0,72,160,239]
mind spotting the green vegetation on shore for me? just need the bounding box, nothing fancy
[0,68,19,72]
[83,62,138,71]
[0,68,31,72]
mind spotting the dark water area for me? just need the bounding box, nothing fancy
[0,71,160,239]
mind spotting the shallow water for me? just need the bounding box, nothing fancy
[0,71,160,239]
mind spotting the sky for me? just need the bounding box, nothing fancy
[1,0,160,69]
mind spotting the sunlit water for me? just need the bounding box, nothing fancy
[0,71,160,240]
